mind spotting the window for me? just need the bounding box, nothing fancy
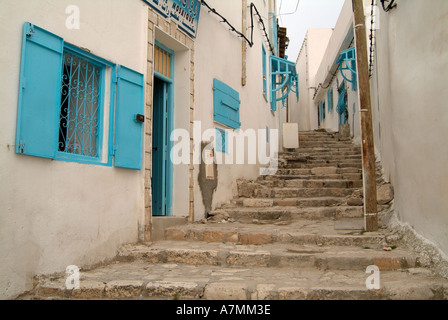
[16,22,144,169]
[337,82,347,125]
[319,100,326,123]
[213,78,241,130]
[215,128,227,154]
[58,50,103,158]
[154,41,173,79]
[327,88,333,112]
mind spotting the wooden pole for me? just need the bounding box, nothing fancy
[352,0,378,232]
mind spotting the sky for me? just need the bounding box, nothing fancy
[276,0,345,61]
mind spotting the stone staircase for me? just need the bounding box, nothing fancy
[21,130,448,300]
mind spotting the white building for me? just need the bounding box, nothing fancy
[0,0,298,298]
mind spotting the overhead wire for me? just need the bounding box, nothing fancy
[200,0,276,55]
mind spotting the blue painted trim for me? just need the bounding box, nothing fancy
[16,22,64,159]
[216,128,228,154]
[64,42,116,68]
[262,45,267,100]
[213,78,241,130]
[153,41,175,216]
[55,45,109,166]
[108,65,117,167]
[154,71,173,83]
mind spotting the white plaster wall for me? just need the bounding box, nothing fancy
[370,0,448,257]
[290,29,333,132]
[0,0,147,299]
[193,0,280,220]
[290,41,310,131]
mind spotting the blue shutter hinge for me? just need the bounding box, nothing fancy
[7,141,25,153]
[17,140,25,154]
[25,23,35,38]
[111,146,118,156]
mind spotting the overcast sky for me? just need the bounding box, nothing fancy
[276,0,345,61]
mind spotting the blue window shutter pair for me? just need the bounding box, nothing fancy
[213,78,241,130]
[16,22,144,170]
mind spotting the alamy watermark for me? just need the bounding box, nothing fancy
[170,121,279,175]
[65,265,80,290]
[366,265,381,290]
[66,5,80,30]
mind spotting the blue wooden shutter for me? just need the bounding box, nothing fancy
[327,88,332,112]
[114,65,144,170]
[351,60,357,91]
[215,128,227,154]
[213,79,241,130]
[319,101,324,123]
[16,22,64,158]
[262,46,267,98]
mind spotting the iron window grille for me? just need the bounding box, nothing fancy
[58,50,103,158]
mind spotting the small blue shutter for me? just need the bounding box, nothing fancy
[351,60,357,91]
[114,65,144,170]
[213,79,241,130]
[319,101,324,123]
[327,88,332,112]
[16,22,64,158]
[262,46,267,98]
[216,128,227,154]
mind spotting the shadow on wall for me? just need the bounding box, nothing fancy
[198,142,218,218]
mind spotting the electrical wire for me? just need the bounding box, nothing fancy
[277,0,300,16]
[200,0,276,55]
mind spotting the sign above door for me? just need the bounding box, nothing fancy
[143,0,201,38]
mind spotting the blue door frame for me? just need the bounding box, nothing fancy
[151,73,174,217]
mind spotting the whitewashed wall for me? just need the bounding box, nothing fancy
[0,0,148,299]
[370,0,448,258]
[290,29,333,132]
[193,0,281,220]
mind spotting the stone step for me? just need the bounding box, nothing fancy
[299,136,348,142]
[299,142,355,148]
[265,167,361,177]
[231,196,362,208]
[301,155,363,161]
[281,146,361,153]
[218,206,365,221]
[164,221,394,247]
[25,261,448,300]
[256,179,363,189]
[278,162,363,169]
[116,242,418,272]
[254,187,357,198]
[280,160,362,167]
[264,173,363,181]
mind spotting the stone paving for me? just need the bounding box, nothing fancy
[18,131,448,300]
[23,258,448,300]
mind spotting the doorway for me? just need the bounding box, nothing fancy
[152,43,174,217]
